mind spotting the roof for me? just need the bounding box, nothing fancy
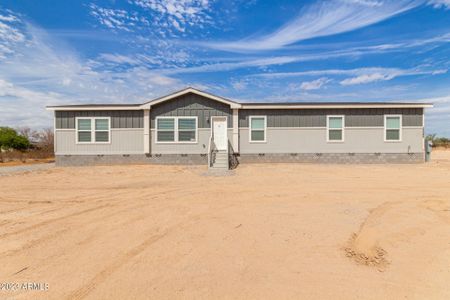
[141,87,241,109]
[46,87,433,111]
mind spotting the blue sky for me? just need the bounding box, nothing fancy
[0,0,449,135]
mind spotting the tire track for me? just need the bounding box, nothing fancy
[66,203,239,300]
[67,230,168,300]
[0,188,194,255]
[0,204,111,240]
[0,200,159,257]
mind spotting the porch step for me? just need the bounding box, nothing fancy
[211,151,229,169]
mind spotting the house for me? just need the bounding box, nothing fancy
[46,87,433,168]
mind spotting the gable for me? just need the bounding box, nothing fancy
[150,92,233,128]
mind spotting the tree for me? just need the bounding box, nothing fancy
[0,127,31,151]
[33,128,54,153]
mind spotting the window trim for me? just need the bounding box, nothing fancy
[326,115,345,143]
[384,114,402,142]
[249,115,267,143]
[75,117,111,144]
[155,116,198,144]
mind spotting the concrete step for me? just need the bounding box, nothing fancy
[211,166,228,170]
[214,157,228,162]
[213,150,227,154]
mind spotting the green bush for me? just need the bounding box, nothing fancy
[0,127,31,151]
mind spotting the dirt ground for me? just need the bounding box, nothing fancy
[1,151,449,300]
[0,158,54,167]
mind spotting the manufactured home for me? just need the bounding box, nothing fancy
[47,87,433,168]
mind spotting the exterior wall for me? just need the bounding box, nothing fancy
[55,110,143,129]
[52,104,426,164]
[150,129,233,154]
[150,92,232,128]
[239,108,423,127]
[55,129,144,155]
[239,127,423,154]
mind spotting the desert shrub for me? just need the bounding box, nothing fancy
[426,134,450,148]
[0,127,31,151]
[0,127,54,163]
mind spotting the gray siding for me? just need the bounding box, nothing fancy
[151,129,233,154]
[239,108,423,127]
[239,127,423,154]
[150,92,232,128]
[55,110,143,129]
[55,129,144,154]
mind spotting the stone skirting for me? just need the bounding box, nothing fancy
[237,153,424,164]
[55,152,424,166]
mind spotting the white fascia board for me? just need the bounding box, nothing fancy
[46,106,142,111]
[240,104,433,109]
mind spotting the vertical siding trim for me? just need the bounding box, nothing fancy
[233,109,239,152]
[144,109,150,154]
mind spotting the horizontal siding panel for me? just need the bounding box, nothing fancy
[55,129,144,154]
[239,127,423,154]
[150,129,233,154]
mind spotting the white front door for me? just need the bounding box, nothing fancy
[213,117,227,150]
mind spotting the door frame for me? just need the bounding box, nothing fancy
[210,116,228,150]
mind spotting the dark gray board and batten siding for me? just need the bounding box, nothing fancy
[150,93,233,128]
[55,110,144,129]
[239,108,423,127]
[55,101,423,130]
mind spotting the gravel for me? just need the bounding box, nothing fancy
[0,163,55,176]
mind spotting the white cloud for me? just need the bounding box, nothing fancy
[0,16,183,128]
[160,55,303,74]
[342,0,383,7]
[98,53,141,65]
[0,14,19,22]
[89,4,140,32]
[206,0,425,52]
[300,77,331,90]
[230,79,248,91]
[251,67,448,86]
[131,0,213,34]
[0,11,25,59]
[428,0,450,9]
[90,1,214,36]
[340,73,394,85]
[338,67,446,85]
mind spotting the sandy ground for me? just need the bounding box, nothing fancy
[0,151,449,300]
[0,158,54,168]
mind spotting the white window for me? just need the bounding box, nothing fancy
[76,117,110,144]
[178,118,197,142]
[156,117,197,143]
[384,115,402,142]
[327,115,344,142]
[249,116,267,143]
[156,118,175,142]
